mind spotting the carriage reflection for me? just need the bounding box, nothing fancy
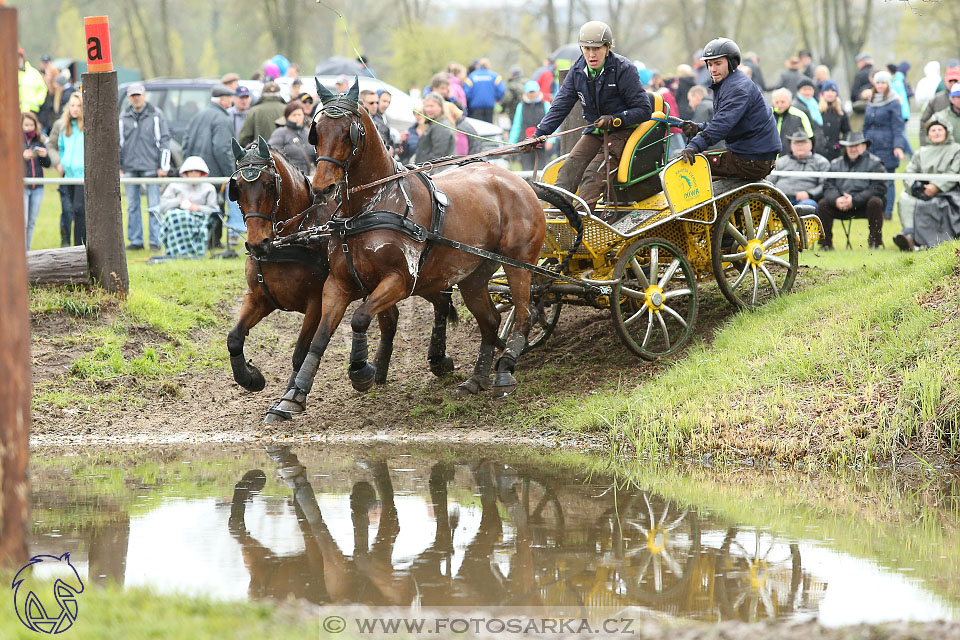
[229,446,826,620]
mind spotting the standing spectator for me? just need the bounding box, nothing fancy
[228,86,252,136]
[509,80,553,171]
[238,82,285,146]
[774,56,808,96]
[893,115,960,251]
[56,92,86,246]
[674,64,697,120]
[37,65,58,134]
[850,53,874,102]
[818,131,887,249]
[792,78,823,140]
[182,84,235,179]
[398,107,428,164]
[771,88,814,156]
[220,73,241,94]
[18,49,47,115]
[449,101,481,156]
[463,59,506,123]
[414,93,456,164]
[770,131,829,208]
[334,75,350,94]
[692,50,711,86]
[798,50,815,79]
[290,78,303,100]
[889,63,911,121]
[915,61,942,109]
[268,101,316,176]
[54,69,76,115]
[359,89,392,153]
[742,51,767,91]
[862,70,909,219]
[816,80,850,161]
[44,105,70,247]
[286,63,300,78]
[658,86,684,156]
[813,65,831,95]
[119,82,171,251]
[533,58,558,101]
[22,111,50,250]
[501,66,525,123]
[377,90,392,126]
[920,68,960,145]
[446,63,469,112]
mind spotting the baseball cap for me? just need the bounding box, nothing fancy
[261,81,281,95]
[950,85,960,98]
[235,85,251,97]
[855,53,872,62]
[945,68,960,82]
[127,82,146,96]
[821,80,839,93]
[41,55,51,63]
[211,84,234,97]
[524,80,540,93]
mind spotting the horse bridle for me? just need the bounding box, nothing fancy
[313,98,366,199]
[233,158,283,231]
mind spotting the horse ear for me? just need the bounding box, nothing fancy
[347,77,360,104]
[257,135,270,158]
[232,138,244,161]
[308,121,318,146]
[316,78,335,102]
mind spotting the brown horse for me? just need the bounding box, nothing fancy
[264,79,546,423]
[226,138,456,418]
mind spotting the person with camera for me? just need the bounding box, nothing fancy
[894,115,960,251]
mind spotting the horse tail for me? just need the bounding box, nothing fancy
[528,181,583,274]
[445,291,460,326]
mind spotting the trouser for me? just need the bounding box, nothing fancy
[882,167,897,217]
[555,130,633,210]
[704,149,777,181]
[58,184,74,247]
[898,190,918,235]
[124,171,163,247]
[470,107,493,123]
[24,187,44,251]
[62,184,86,245]
[817,196,884,247]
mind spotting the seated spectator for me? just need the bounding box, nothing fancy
[920,67,960,145]
[817,131,886,250]
[157,155,220,257]
[268,101,316,176]
[414,93,456,166]
[771,88,814,156]
[894,115,960,251]
[816,80,850,160]
[770,131,829,208]
[933,85,960,145]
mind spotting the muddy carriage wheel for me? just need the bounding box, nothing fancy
[711,193,798,310]
[611,237,698,361]
[495,260,563,353]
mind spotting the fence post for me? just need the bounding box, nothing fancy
[82,15,128,295]
[0,4,31,569]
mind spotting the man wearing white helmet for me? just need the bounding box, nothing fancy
[531,20,652,211]
[679,37,782,180]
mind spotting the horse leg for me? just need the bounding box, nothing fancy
[227,291,273,392]
[265,285,352,423]
[280,298,324,403]
[492,266,534,397]
[347,275,408,393]
[454,265,501,396]
[372,305,399,386]
[426,292,456,377]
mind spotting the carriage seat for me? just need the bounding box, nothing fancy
[615,92,671,203]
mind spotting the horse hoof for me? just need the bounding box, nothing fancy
[264,407,292,424]
[429,355,455,377]
[349,362,377,393]
[246,367,266,392]
[279,388,307,413]
[491,372,518,398]
[454,377,483,397]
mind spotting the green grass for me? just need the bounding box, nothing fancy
[553,241,960,466]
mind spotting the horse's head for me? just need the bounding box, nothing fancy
[308,77,371,204]
[229,136,287,245]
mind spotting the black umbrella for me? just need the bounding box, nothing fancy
[551,44,581,63]
[313,56,373,77]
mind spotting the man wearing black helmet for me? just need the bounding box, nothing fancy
[530,20,652,211]
[679,38,782,180]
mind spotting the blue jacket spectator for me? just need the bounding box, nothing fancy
[463,59,506,122]
[863,70,910,216]
[687,67,782,160]
[534,51,651,138]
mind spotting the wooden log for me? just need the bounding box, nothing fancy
[83,70,129,295]
[558,69,586,156]
[0,5,31,569]
[27,246,90,286]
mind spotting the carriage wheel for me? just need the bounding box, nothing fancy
[495,262,563,354]
[711,193,798,310]
[611,237,698,361]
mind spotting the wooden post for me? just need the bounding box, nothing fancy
[558,69,586,156]
[0,5,31,569]
[82,15,128,295]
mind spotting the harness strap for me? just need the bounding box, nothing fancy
[253,257,290,312]
[245,242,330,312]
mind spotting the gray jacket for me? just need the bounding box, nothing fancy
[267,123,315,176]
[157,181,220,215]
[45,119,62,166]
[119,102,171,173]
[771,152,830,200]
[414,122,456,164]
[182,103,234,178]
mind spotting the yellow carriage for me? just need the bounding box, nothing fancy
[491,91,824,360]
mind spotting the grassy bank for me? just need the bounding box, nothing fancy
[555,241,960,466]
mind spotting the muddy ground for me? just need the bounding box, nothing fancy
[29,267,770,448]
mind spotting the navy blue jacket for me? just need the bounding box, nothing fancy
[862,96,910,169]
[534,52,651,138]
[687,68,782,160]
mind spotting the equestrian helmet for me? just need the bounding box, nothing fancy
[701,37,741,70]
[579,21,614,48]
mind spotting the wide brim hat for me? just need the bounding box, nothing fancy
[786,130,812,142]
[838,131,871,147]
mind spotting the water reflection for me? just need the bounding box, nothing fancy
[27,445,959,626]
